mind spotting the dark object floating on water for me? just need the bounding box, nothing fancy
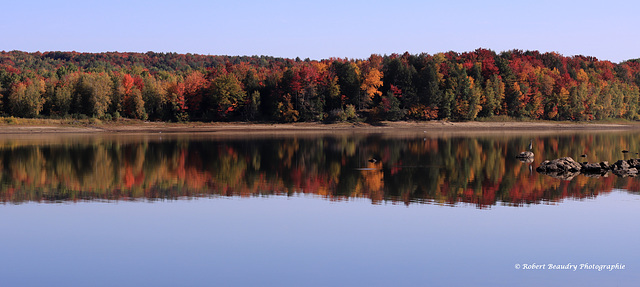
[368,158,378,163]
[518,156,534,163]
[622,150,630,153]
[580,154,587,158]
[516,151,534,159]
[516,151,534,163]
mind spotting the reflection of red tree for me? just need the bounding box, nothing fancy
[0,160,625,207]
[124,166,135,189]
[2,139,639,207]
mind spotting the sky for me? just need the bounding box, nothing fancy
[2,0,639,63]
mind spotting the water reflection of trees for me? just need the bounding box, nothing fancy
[1,133,640,207]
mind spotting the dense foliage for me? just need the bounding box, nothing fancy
[1,49,640,122]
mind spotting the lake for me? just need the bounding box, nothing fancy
[0,131,639,286]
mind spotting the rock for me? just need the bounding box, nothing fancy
[516,151,534,159]
[536,157,582,173]
[612,167,638,178]
[582,162,606,173]
[537,157,640,180]
[607,159,639,177]
[536,157,584,180]
[627,158,640,168]
[611,160,631,170]
[583,172,608,178]
[542,170,581,180]
[578,161,610,175]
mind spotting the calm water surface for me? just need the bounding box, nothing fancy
[0,132,639,286]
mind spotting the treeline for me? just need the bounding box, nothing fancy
[1,49,640,122]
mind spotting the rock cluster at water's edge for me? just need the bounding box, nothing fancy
[536,157,640,178]
[536,157,582,173]
[610,160,639,177]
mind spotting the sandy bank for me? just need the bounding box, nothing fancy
[1,120,639,135]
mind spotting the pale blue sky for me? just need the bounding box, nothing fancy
[2,0,638,62]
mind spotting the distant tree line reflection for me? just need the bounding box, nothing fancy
[1,133,639,207]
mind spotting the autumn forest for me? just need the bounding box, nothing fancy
[1,49,640,122]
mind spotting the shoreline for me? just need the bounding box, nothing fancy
[1,120,640,135]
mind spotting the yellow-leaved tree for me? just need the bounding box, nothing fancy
[360,68,383,106]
